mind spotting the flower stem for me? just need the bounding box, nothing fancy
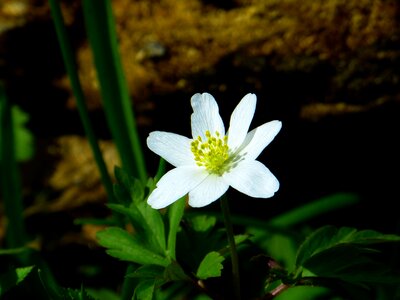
[220,195,241,300]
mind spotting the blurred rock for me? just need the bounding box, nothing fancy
[0,0,399,217]
[25,136,119,215]
[1,0,398,118]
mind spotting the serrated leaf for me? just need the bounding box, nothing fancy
[296,226,400,267]
[190,215,217,233]
[107,203,166,254]
[303,245,400,284]
[179,216,226,270]
[196,251,225,279]
[133,280,155,300]
[234,234,249,245]
[111,168,166,253]
[113,181,131,206]
[164,261,190,282]
[0,266,34,297]
[136,201,166,251]
[350,229,400,244]
[116,167,145,203]
[114,167,145,205]
[296,226,352,267]
[97,227,169,267]
[295,226,400,286]
[64,287,96,300]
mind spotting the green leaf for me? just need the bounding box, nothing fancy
[274,286,331,300]
[179,215,225,270]
[164,261,190,282]
[296,225,400,267]
[38,268,64,299]
[64,287,96,300]
[252,230,297,269]
[234,234,249,245]
[303,245,400,283]
[133,280,155,300]
[0,266,34,297]
[167,197,185,259]
[192,295,213,300]
[114,167,145,205]
[196,251,225,279]
[191,215,217,233]
[136,201,166,252]
[112,168,167,253]
[0,105,34,162]
[97,227,169,267]
[127,265,165,279]
[113,180,132,207]
[86,288,120,300]
[218,234,249,258]
[12,106,35,161]
[108,203,166,254]
[295,226,400,285]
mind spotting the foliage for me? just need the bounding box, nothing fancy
[0,105,34,162]
[94,168,400,299]
[0,266,34,297]
[1,1,399,300]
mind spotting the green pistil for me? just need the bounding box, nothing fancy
[191,130,230,175]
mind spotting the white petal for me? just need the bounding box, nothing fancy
[191,93,225,140]
[223,160,279,198]
[238,120,282,160]
[227,93,256,152]
[147,131,194,167]
[188,175,229,207]
[147,166,208,209]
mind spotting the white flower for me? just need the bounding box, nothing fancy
[146,93,282,209]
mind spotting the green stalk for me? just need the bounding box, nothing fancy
[81,0,147,182]
[0,83,27,251]
[268,192,359,227]
[1,49,62,297]
[80,2,148,299]
[189,192,359,230]
[48,0,117,205]
[220,195,241,300]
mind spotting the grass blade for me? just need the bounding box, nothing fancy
[0,83,27,250]
[48,0,117,205]
[81,0,147,182]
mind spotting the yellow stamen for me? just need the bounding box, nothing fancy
[191,131,230,176]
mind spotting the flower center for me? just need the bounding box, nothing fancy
[191,130,230,176]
